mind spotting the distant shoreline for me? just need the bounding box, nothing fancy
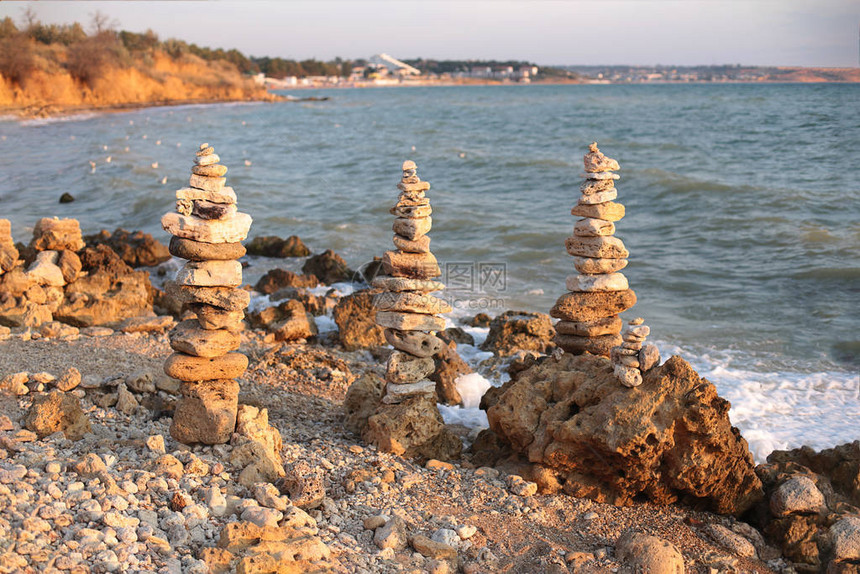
[3,76,856,121]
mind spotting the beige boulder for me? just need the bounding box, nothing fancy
[376,311,446,332]
[175,260,243,288]
[565,272,628,292]
[161,212,252,244]
[169,320,241,357]
[163,352,249,381]
[565,235,629,259]
[170,380,239,445]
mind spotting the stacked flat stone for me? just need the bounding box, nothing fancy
[160,143,252,445]
[551,142,636,357]
[371,160,451,404]
[611,317,661,387]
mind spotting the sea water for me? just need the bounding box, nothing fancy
[1,84,858,461]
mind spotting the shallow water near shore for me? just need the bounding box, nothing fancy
[1,84,858,460]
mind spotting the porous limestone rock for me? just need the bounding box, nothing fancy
[481,353,763,514]
[480,310,556,357]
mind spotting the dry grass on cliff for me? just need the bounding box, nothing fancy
[0,37,270,116]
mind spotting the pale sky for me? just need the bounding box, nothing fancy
[1,1,858,67]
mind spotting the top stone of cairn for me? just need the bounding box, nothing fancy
[583,142,620,173]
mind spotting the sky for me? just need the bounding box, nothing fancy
[1,1,858,67]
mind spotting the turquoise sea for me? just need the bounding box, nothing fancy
[1,83,858,459]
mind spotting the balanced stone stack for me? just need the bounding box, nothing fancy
[372,160,451,404]
[610,317,661,387]
[551,143,636,357]
[161,143,252,445]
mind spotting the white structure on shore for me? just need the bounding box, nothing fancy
[368,53,421,76]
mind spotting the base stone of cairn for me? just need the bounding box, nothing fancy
[551,143,636,357]
[363,161,461,460]
[161,143,251,445]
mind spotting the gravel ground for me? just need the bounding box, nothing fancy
[0,328,794,573]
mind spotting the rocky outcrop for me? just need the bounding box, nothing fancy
[430,340,469,405]
[480,353,762,515]
[55,245,154,327]
[84,228,171,268]
[248,299,317,342]
[254,269,318,295]
[750,443,860,572]
[480,310,555,357]
[332,290,385,351]
[246,235,310,258]
[302,249,352,285]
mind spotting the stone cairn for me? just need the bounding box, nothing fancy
[610,317,661,387]
[371,160,451,405]
[550,142,637,357]
[161,143,252,444]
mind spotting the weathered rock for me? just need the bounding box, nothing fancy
[376,311,446,332]
[246,235,310,258]
[57,250,82,283]
[382,380,437,403]
[823,516,860,565]
[26,250,65,287]
[574,217,615,237]
[170,380,240,444]
[187,174,227,193]
[566,272,628,292]
[24,391,90,440]
[767,441,860,507]
[280,460,325,509]
[343,372,385,435]
[551,289,637,322]
[382,250,441,279]
[573,255,628,275]
[176,185,236,204]
[333,290,386,351]
[166,282,250,311]
[163,352,249,381]
[555,316,622,337]
[0,219,18,272]
[770,476,826,516]
[387,351,436,384]
[639,343,661,371]
[565,235,629,259]
[254,269,318,294]
[248,299,317,342]
[84,228,171,267]
[373,290,452,315]
[55,367,82,391]
[556,333,622,357]
[393,233,431,253]
[168,236,247,261]
[115,382,139,414]
[169,320,241,357]
[176,260,243,287]
[119,315,174,333]
[385,329,445,358]
[372,275,445,293]
[480,310,555,357]
[570,201,625,222]
[578,189,618,204]
[301,249,352,284]
[374,516,407,551]
[191,303,245,331]
[430,340,469,405]
[55,245,154,327]
[364,395,462,460]
[704,524,757,558]
[31,218,84,252]
[392,216,432,240]
[161,212,252,244]
[615,531,684,574]
[193,199,236,220]
[234,404,284,470]
[192,163,228,177]
[411,535,457,560]
[583,142,620,173]
[483,354,762,514]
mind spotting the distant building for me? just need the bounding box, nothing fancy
[367,53,421,76]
